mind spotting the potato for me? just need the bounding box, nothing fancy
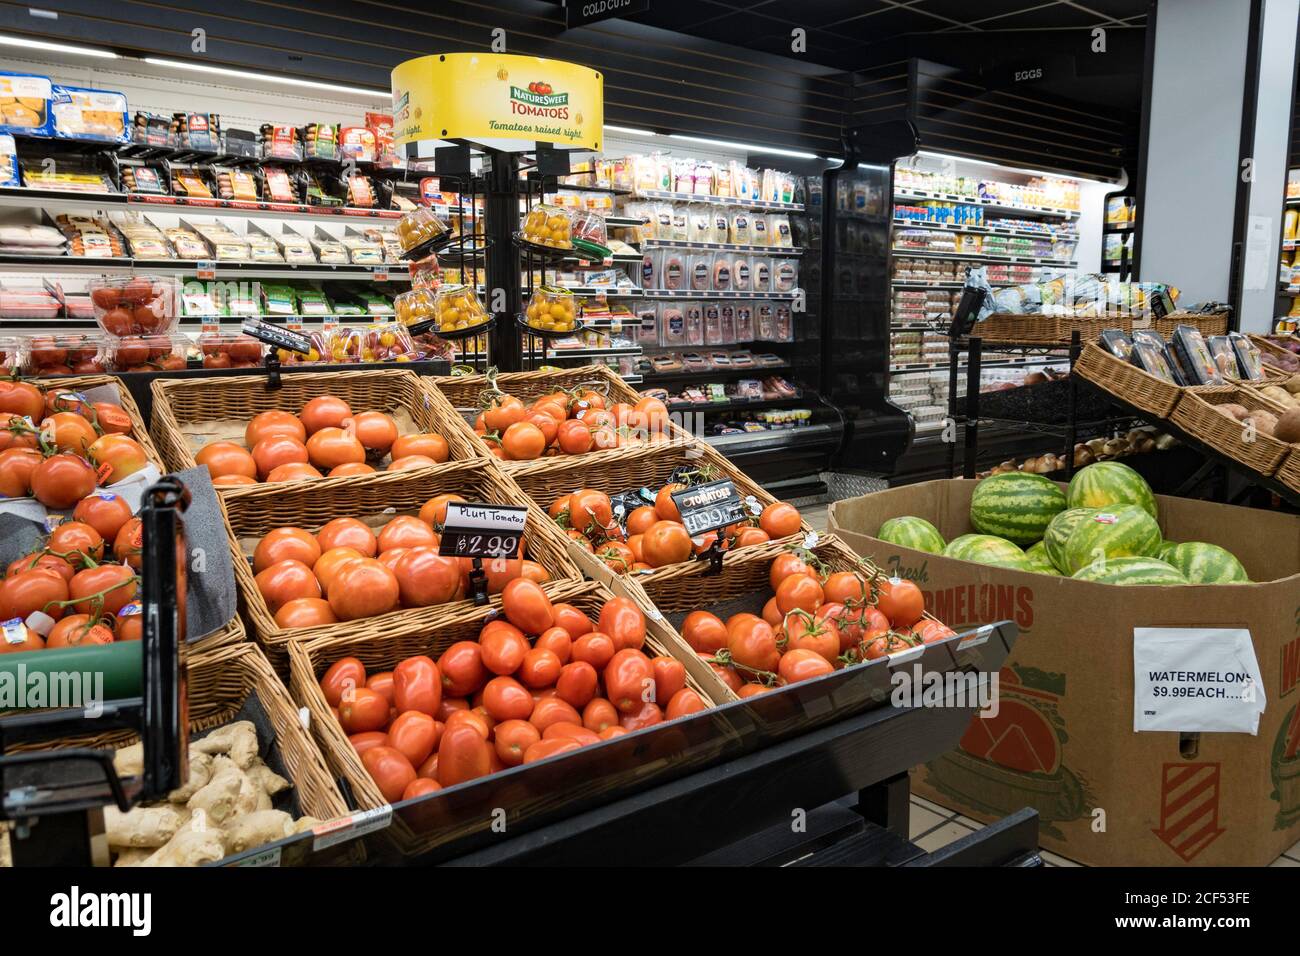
[1215,403,1249,421]
[1283,375,1300,395]
[1260,386,1296,406]
[1275,407,1300,443]
[1245,410,1278,435]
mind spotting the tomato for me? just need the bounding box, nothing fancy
[620,700,664,731]
[402,778,442,801]
[783,609,840,664]
[72,493,133,544]
[726,616,780,675]
[535,626,572,664]
[0,567,69,622]
[300,396,353,435]
[389,454,441,472]
[542,721,600,746]
[245,410,306,447]
[0,622,43,653]
[552,603,592,638]
[778,648,834,684]
[43,412,97,455]
[572,631,616,671]
[863,631,918,661]
[702,657,743,692]
[528,696,581,732]
[378,515,438,553]
[569,388,606,414]
[194,442,257,484]
[581,697,618,733]
[555,418,593,455]
[349,732,389,758]
[0,382,44,420]
[48,520,104,562]
[266,462,323,483]
[523,737,581,764]
[8,552,74,582]
[68,563,137,617]
[650,656,687,705]
[0,447,41,498]
[362,746,417,803]
[642,520,692,568]
[875,577,925,628]
[418,493,465,529]
[0,413,37,453]
[392,655,442,715]
[482,394,526,433]
[568,489,614,539]
[759,502,802,539]
[732,527,771,549]
[654,483,685,522]
[769,551,813,590]
[45,613,114,648]
[437,641,487,697]
[596,541,634,573]
[501,577,554,634]
[555,660,598,708]
[114,517,143,571]
[548,495,571,521]
[349,411,398,455]
[417,753,439,780]
[274,595,337,629]
[329,462,375,477]
[252,436,309,479]
[761,597,784,628]
[435,697,468,722]
[366,671,395,705]
[88,435,148,485]
[328,558,399,620]
[306,427,366,470]
[254,559,321,614]
[90,402,132,436]
[436,723,493,786]
[212,473,258,487]
[390,433,450,463]
[313,519,376,559]
[494,719,541,766]
[531,400,567,424]
[480,621,529,675]
[338,686,390,734]
[665,688,706,719]
[604,648,654,713]
[823,571,868,606]
[634,396,669,433]
[597,596,646,651]
[501,421,546,461]
[914,618,956,644]
[254,527,322,573]
[313,546,364,594]
[515,647,561,689]
[386,711,439,767]
[681,610,727,653]
[775,572,825,615]
[446,706,492,740]
[482,675,534,721]
[31,453,97,510]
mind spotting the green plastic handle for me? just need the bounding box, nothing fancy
[0,642,141,710]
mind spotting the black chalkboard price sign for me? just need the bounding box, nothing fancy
[240,318,313,355]
[438,501,528,560]
[669,479,747,538]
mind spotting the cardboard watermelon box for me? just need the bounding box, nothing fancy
[829,479,1300,867]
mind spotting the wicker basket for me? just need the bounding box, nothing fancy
[1276,448,1300,495]
[972,313,1110,345]
[32,373,165,469]
[4,641,348,823]
[1074,342,1185,418]
[192,611,247,653]
[224,458,583,669]
[428,364,695,471]
[1170,385,1292,476]
[1150,310,1231,337]
[288,578,729,817]
[1250,333,1300,381]
[148,368,478,484]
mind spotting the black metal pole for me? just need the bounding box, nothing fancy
[1066,330,1080,479]
[963,338,982,480]
[946,337,960,478]
[485,149,523,371]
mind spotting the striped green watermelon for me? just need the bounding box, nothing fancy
[943,533,1026,565]
[969,472,1067,547]
[1156,540,1178,563]
[1025,541,1063,576]
[1061,504,1162,574]
[1043,507,1098,573]
[1165,542,1250,584]
[1066,461,1157,518]
[1070,556,1187,586]
[877,516,946,554]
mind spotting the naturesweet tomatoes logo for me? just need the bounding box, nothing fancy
[510,81,570,118]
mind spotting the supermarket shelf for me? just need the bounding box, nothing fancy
[891,248,1076,267]
[605,215,648,228]
[633,189,804,212]
[706,422,837,452]
[891,322,944,331]
[561,253,644,265]
[1283,239,1298,250]
[889,356,1067,375]
[1103,223,1135,233]
[542,347,642,359]
[640,239,804,256]
[891,219,1078,243]
[557,285,643,297]
[642,289,799,300]
[1286,197,1300,207]
[891,280,965,290]
[641,362,791,383]
[0,254,409,282]
[545,182,632,196]
[667,393,804,413]
[893,189,1076,220]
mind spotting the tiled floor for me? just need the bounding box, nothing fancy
[801,501,1299,867]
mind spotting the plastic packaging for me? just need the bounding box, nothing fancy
[684,302,705,346]
[659,303,686,347]
[198,332,265,369]
[105,334,187,373]
[25,333,107,375]
[0,72,53,135]
[735,302,755,342]
[773,259,799,293]
[732,257,752,292]
[396,206,451,255]
[569,209,610,259]
[687,254,713,293]
[719,303,737,344]
[393,287,437,327]
[89,275,179,336]
[521,203,573,249]
[703,302,724,345]
[407,253,442,289]
[432,283,491,333]
[660,251,687,291]
[711,255,733,292]
[524,286,578,333]
[752,258,772,293]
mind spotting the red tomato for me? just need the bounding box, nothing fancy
[300,396,353,435]
[769,551,813,590]
[327,558,399,621]
[31,453,97,510]
[523,738,581,764]
[875,577,925,628]
[275,597,338,628]
[726,616,780,674]
[402,778,442,800]
[641,520,692,568]
[377,515,438,552]
[597,597,646,651]
[361,745,417,803]
[393,655,442,716]
[393,548,461,607]
[315,517,378,557]
[306,427,366,470]
[45,614,114,648]
[783,609,841,665]
[501,421,546,460]
[582,697,619,733]
[759,502,802,538]
[654,483,684,522]
[552,603,593,637]
[349,411,398,455]
[437,641,487,697]
[390,433,449,462]
[555,661,599,709]
[681,610,727,653]
[494,719,541,766]
[0,568,69,622]
[386,711,439,767]
[48,520,104,562]
[245,410,306,447]
[349,732,389,758]
[556,418,593,455]
[436,723,493,787]
[604,648,654,714]
[313,547,364,594]
[253,527,322,574]
[542,721,599,746]
[650,656,687,705]
[778,648,835,684]
[620,701,664,731]
[480,621,529,675]
[528,696,581,733]
[775,572,825,615]
[501,577,554,634]
[418,493,465,529]
[666,688,707,719]
[265,462,323,483]
[366,671,395,705]
[534,626,572,664]
[338,687,390,734]
[71,493,133,545]
[823,571,868,606]
[255,559,321,614]
[482,676,534,721]
[516,647,562,689]
[196,441,259,480]
[251,436,309,480]
[320,656,366,707]
[571,631,616,671]
[914,618,956,644]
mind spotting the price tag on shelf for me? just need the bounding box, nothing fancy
[670,479,747,538]
[196,260,216,280]
[438,501,528,560]
[371,266,390,282]
[241,317,313,354]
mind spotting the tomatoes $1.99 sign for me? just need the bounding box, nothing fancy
[670,479,749,538]
[438,501,528,559]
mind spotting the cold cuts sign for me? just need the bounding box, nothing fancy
[566,0,650,29]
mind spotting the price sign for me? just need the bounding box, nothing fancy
[196,259,216,280]
[241,318,313,355]
[438,501,528,559]
[670,479,747,538]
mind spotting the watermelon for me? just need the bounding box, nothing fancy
[1070,556,1187,586]
[877,516,946,554]
[1165,542,1250,584]
[969,472,1067,547]
[1156,540,1178,563]
[943,534,1026,565]
[1025,541,1063,576]
[1066,461,1157,518]
[1061,504,1162,574]
[1042,507,1098,573]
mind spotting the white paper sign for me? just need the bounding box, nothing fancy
[1133,627,1266,734]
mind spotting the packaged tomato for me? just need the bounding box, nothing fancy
[106,333,188,373]
[0,335,20,375]
[396,206,450,256]
[524,286,577,333]
[569,209,610,260]
[394,288,437,326]
[89,275,179,336]
[431,284,490,334]
[521,203,573,249]
[24,332,107,376]
[198,331,265,369]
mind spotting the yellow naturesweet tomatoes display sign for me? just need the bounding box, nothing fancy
[391,53,604,151]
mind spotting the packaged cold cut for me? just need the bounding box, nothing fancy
[659,303,686,347]
[729,212,751,246]
[51,85,129,142]
[774,259,798,292]
[735,302,755,342]
[703,301,723,345]
[688,254,712,292]
[752,258,772,292]
[684,302,705,346]
[661,252,686,291]
[732,257,752,291]
[719,303,737,344]
[712,255,733,291]
[1170,324,1222,386]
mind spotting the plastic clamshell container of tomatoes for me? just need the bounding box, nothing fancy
[523,286,578,334]
[0,335,22,376]
[569,208,612,261]
[22,332,109,376]
[105,333,188,373]
[521,203,573,249]
[88,275,180,337]
[396,206,451,257]
[393,288,436,326]
[431,284,490,334]
[199,332,266,369]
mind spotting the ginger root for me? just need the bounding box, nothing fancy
[112,848,151,867]
[246,760,289,798]
[167,750,213,804]
[105,804,190,848]
[113,742,143,777]
[141,825,226,867]
[191,721,258,768]
[186,763,244,825]
[222,810,295,854]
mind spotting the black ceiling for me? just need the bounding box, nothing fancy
[615,0,1150,70]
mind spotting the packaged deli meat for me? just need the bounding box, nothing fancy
[0,71,53,135]
[1170,324,1222,386]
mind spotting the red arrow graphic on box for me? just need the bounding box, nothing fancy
[1152,763,1225,862]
